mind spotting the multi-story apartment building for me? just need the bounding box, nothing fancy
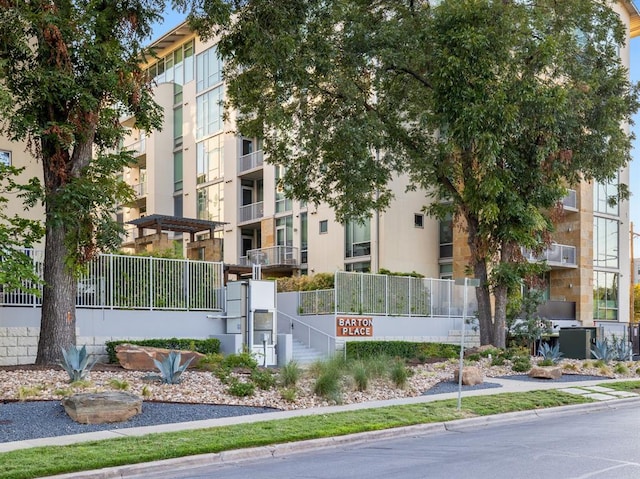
[2,3,638,331]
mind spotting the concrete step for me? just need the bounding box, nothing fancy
[291,339,326,365]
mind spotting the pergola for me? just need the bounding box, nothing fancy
[126,214,226,242]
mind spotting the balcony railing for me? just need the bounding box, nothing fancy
[239,246,299,267]
[238,150,264,173]
[239,201,264,223]
[124,138,146,157]
[523,243,577,267]
[561,189,577,211]
[132,182,147,197]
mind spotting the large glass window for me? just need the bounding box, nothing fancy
[196,135,224,184]
[439,215,453,258]
[197,183,224,222]
[173,151,183,191]
[147,40,194,86]
[593,271,618,320]
[593,176,619,216]
[196,86,224,139]
[345,261,371,273]
[275,165,292,213]
[173,106,183,149]
[345,218,371,258]
[276,216,293,247]
[196,46,223,93]
[300,212,308,264]
[593,217,618,268]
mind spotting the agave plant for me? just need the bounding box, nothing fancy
[609,335,633,362]
[537,342,563,364]
[59,345,97,382]
[153,351,194,384]
[591,339,615,363]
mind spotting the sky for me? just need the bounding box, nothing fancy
[150,11,640,254]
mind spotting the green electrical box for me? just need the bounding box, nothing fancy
[558,328,597,360]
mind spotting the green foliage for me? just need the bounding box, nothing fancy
[608,335,633,362]
[512,356,532,372]
[108,379,130,391]
[537,342,563,364]
[197,353,225,371]
[251,369,277,390]
[507,290,551,350]
[390,360,410,389]
[227,378,255,397]
[153,351,194,384]
[378,269,424,278]
[312,357,346,403]
[220,352,259,371]
[279,360,302,388]
[212,0,638,350]
[346,341,459,361]
[275,273,335,292]
[59,345,96,382]
[491,356,506,367]
[104,338,220,364]
[280,387,298,402]
[351,360,369,392]
[614,363,628,375]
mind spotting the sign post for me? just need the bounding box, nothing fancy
[454,277,480,410]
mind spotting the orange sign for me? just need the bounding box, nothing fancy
[336,316,373,337]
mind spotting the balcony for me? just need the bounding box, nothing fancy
[124,138,146,158]
[132,182,147,198]
[238,150,264,174]
[523,243,577,268]
[561,189,577,212]
[239,246,299,267]
[239,201,264,223]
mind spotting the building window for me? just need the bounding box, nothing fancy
[345,218,371,258]
[275,165,292,213]
[173,152,183,191]
[301,212,308,264]
[414,214,424,228]
[439,215,453,258]
[345,261,371,273]
[593,217,618,268]
[173,106,183,149]
[146,40,194,86]
[439,263,453,280]
[197,182,224,222]
[196,45,223,93]
[196,135,224,184]
[276,216,293,247]
[593,271,618,320]
[196,86,224,139]
[319,220,328,234]
[0,150,10,166]
[593,176,619,216]
[173,194,183,218]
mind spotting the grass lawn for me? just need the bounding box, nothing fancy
[0,387,612,479]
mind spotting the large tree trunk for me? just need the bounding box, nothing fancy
[492,282,508,349]
[473,258,494,346]
[35,218,77,364]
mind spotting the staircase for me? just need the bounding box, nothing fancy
[292,339,326,365]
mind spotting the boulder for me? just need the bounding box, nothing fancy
[453,366,483,386]
[529,365,563,380]
[63,392,142,424]
[115,344,205,370]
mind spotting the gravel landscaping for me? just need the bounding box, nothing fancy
[1,357,638,444]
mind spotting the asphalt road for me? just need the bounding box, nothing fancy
[126,405,640,479]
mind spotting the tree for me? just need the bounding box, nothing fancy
[196,0,638,348]
[0,2,164,363]
[634,284,640,323]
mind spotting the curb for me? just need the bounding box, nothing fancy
[45,397,640,479]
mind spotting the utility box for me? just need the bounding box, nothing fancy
[559,328,597,359]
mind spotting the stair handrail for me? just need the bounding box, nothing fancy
[277,310,335,357]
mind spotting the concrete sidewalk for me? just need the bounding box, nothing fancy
[1,376,637,455]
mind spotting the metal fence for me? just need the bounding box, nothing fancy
[1,250,225,311]
[299,271,478,317]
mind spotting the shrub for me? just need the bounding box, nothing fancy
[313,362,343,403]
[105,338,220,364]
[538,358,554,367]
[614,363,629,374]
[491,356,506,366]
[60,345,97,382]
[279,360,302,387]
[351,361,369,392]
[591,339,615,364]
[108,378,130,391]
[251,369,277,390]
[227,378,255,397]
[390,360,410,388]
[197,353,225,371]
[537,342,563,364]
[280,388,297,402]
[512,356,532,372]
[345,341,459,361]
[221,352,259,371]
